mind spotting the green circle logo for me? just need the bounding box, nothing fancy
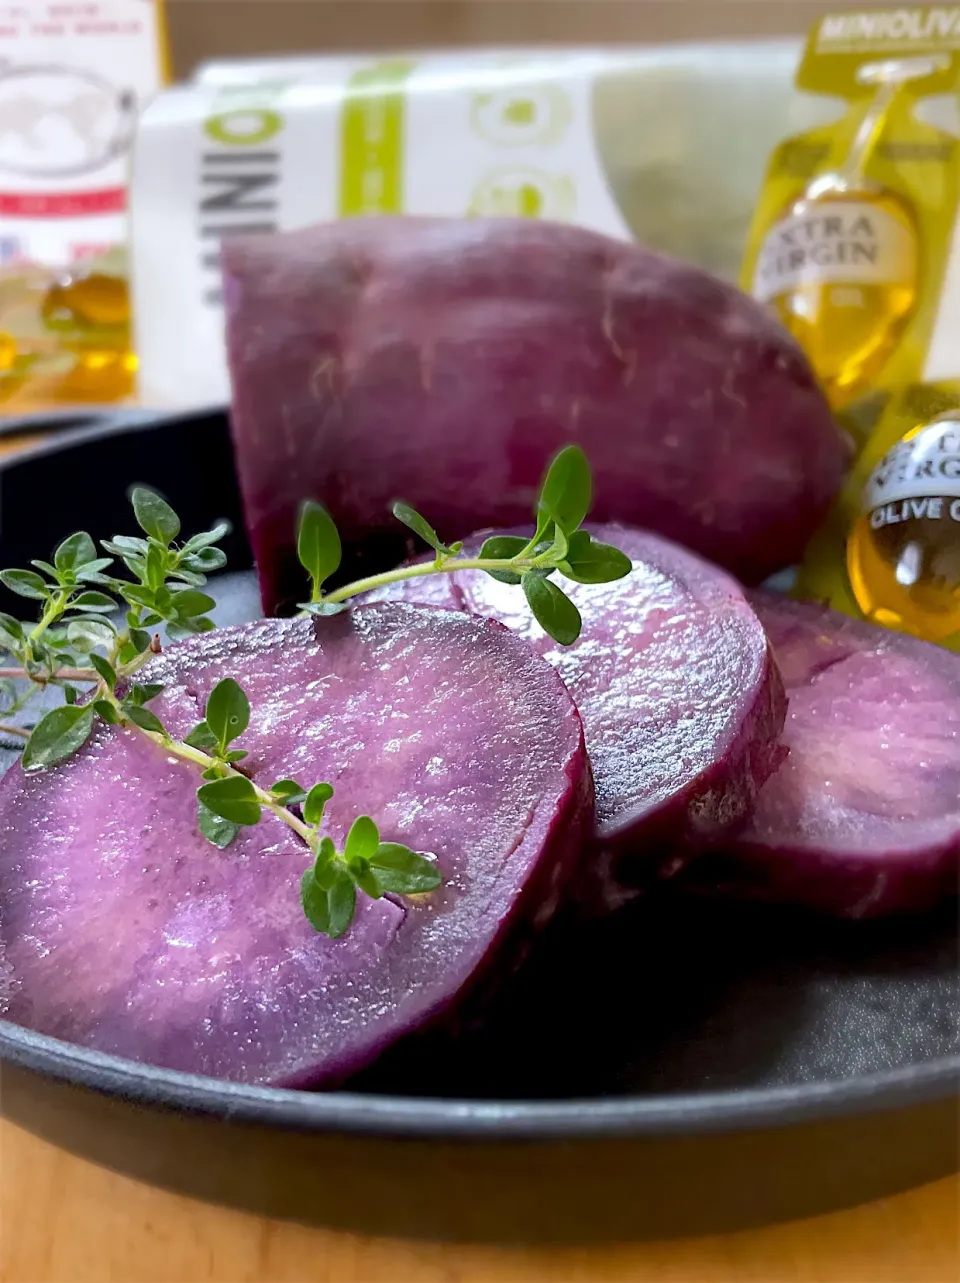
[471,83,572,147]
[468,169,576,220]
[204,108,283,146]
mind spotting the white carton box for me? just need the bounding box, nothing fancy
[0,0,164,267]
[131,42,838,408]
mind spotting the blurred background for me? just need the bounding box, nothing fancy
[165,0,836,69]
[0,0,938,419]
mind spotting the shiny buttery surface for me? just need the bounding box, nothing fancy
[366,524,786,855]
[0,605,589,1086]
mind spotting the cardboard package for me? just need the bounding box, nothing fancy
[131,40,838,405]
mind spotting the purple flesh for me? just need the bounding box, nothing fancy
[364,525,787,906]
[0,605,591,1086]
[221,216,850,613]
[680,594,960,918]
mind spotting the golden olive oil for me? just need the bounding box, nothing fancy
[0,263,135,408]
[847,413,960,640]
[743,19,960,444]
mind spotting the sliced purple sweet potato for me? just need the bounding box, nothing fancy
[679,595,960,918]
[221,216,850,612]
[0,604,591,1086]
[365,524,787,905]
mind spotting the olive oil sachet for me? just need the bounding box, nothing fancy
[741,8,960,443]
[796,379,960,651]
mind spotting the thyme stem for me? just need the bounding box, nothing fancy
[0,650,151,687]
[321,555,546,605]
[118,710,317,850]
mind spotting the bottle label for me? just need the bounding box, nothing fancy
[863,418,960,511]
[752,199,916,301]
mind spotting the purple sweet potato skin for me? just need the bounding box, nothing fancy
[0,605,591,1087]
[365,524,787,905]
[221,216,850,613]
[679,594,960,918]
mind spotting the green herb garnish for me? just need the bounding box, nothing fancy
[298,445,631,636]
[0,446,630,937]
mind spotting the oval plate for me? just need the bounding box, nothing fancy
[0,408,957,1243]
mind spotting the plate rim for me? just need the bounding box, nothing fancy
[3,1019,958,1141]
[0,404,223,456]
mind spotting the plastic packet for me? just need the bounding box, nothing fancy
[740,7,960,445]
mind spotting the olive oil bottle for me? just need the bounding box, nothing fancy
[0,258,136,409]
[847,386,960,644]
[798,380,960,651]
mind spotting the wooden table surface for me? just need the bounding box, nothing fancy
[0,427,957,1283]
[0,1123,957,1283]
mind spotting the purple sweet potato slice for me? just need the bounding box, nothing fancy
[364,524,787,905]
[679,594,960,918]
[0,604,591,1086]
[221,216,850,613]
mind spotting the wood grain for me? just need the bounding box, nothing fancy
[1,1122,957,1283]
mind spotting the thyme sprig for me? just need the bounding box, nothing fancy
[0,446,630,937]
[300,445,631,644]
[0,486,225,707]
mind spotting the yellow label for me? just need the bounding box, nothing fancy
[804,9,960,89]
[338,62,415,217]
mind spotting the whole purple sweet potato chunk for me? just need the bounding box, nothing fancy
[364,524,787,907]
[221,216,850,613]
[0,605,591,1086]
[679,595,960,918]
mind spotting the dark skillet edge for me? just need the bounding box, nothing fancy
[2,1019,958,1141]
[0,404,228,457]
[0,407,180,439]
[0,408,148,438]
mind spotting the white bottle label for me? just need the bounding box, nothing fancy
[752,199,917,302]
[863,418,960,511]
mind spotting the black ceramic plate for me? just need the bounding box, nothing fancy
[0,404,171,440]
[1,408,958,1244]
